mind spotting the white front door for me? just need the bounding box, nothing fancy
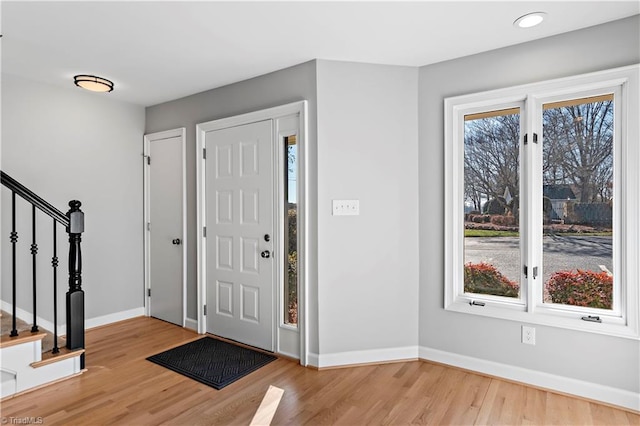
[145,129,186,327]
[205,120,274,351]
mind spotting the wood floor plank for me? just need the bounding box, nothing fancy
[1,316,638,425]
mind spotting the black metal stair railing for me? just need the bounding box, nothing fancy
[1,170,85,368]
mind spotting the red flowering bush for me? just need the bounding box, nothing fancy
[545,270,612,309]
[464,262,519,298]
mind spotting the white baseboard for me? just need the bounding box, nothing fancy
[419,346,640,412]
[1,300,144,336]
[86,307,145,330]
[313,346,418,369]
[307,352,320,368]
[4,299,635,411]
[184,317,198,331]
[277,349,300,361]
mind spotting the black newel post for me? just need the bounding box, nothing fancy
[66,200,85,369]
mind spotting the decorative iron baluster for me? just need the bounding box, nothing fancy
[10,192,18,337]
[2,172,87,365]
[52,219,59,354]
[31,205,39,332]
[66,200,85,369]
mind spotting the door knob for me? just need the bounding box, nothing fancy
[261,250,271,259]
[172,238,181,245]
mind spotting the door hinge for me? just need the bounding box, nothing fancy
[203,226,207,237]
[523,133,539,145]
[524,266,538,279]
[147,288,151,297]
[145,155,151,165]
[203,305,207,316]
[147,222,151,231]
[203,148,207,159]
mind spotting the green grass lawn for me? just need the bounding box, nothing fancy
[465,229,519,237]
[465,229,612,237]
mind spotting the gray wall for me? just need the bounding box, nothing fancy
[418,16,640,392]
[145,59,421,360]
[1,73,145,323]
[316,60,419,357]
[144,60,319,351]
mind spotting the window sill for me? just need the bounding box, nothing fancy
[279,323,299,332]
[446,298,639,340]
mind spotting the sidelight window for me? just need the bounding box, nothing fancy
[284,135,298,326]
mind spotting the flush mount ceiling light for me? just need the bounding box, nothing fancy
[73,74,114,92]
[514,12,547,28]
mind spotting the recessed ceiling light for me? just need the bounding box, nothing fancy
[514,12,546,29]
[73,74,114,92]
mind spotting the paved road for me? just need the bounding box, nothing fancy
[464,235,612,284]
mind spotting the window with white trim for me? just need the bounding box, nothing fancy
[444,65,639,338]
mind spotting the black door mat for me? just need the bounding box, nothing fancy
[146,337,277,390]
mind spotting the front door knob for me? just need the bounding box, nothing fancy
[261,250,270,259]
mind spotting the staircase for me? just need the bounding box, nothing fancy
[1,171,86,399]
[1,324,84,398]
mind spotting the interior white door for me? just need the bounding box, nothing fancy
[205,119,274,351]
[148,134,184,326]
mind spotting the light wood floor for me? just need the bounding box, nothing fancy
[1,317,637,425]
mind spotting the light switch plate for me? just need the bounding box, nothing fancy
[332,200,360,216]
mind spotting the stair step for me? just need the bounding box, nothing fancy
[0,310,64,352]
[1,335,85,400]
[31,348,85,369]
[0,332,46,349]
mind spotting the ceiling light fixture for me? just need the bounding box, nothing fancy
[514,12,546,29]
[73,74,114,92]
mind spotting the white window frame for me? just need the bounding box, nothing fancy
[444,65,639,339]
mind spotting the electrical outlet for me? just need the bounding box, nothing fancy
[522,326,536,345]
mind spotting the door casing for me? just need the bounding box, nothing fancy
[196,101,308,365]
[143,128,187,327]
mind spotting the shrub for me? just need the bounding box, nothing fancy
[483,197,506,215]
[464,262,519,298]
[545,270,612,309]
[288,206,297,252]
[288,300,298,325]
[543,196,553,224]
[507,195,519,222]
[287,251,298,324]
[490,215,505,225]
[503,215,516,226]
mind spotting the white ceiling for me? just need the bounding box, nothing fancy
[2,1,638,107]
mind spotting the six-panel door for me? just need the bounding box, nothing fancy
[205,119,274,351]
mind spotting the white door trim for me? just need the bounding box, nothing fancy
[143,127,187,327]
[196,101,308,365]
